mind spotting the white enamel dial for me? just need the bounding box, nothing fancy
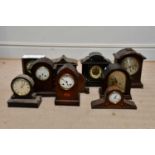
[12,78,31,96]
[35,66,50,81]
[109,91,122,104]
[59,74,75,90]
[121,57,139,75]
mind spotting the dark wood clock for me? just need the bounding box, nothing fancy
[113,48,146,88]
[91,86,137,109]
[22,55,45,76]
[99,63,132,99]
[81,52,111,87]
[55,63,85,106]
[31,57,55,97]
[8,74,42,108]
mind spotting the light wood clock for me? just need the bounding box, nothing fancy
[8,74,42,108]
[113,48,146,88]
[99,63,132,99]
[91,86,137,109]
[55,63,86,106]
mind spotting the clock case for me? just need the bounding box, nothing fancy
[31,57,55,97]
[8,74,42,108]
[81,52,111,87]
[55,63,86,106]
[99,63,132,99]
[92,86,137,109]
[22,55,45,76]
[113,48,146,88]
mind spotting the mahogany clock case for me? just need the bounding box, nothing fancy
[91,86,137,109]
[55,63,85,106]
[81,52,111,87]
[30,57,55,97]
[113,48,146,88]
[8,74,42,108]
[99,63,132,99]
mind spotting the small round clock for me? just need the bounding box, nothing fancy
[91,86,137,109]
[11,74,34,97]
[26,60,35,74]
[59,73,75,90]
[89,65,103,79]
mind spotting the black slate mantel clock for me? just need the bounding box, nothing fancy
[55,63,86,106]
[31,57,55,97]
[81,52,111,87]
[8,74,42,108]
[113,48,146,88]
[99,63,132,99]
[91,85,137,109]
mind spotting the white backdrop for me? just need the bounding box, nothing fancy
[0,26,155,60]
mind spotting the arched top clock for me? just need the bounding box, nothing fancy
[91,85,137,109]
[113,48,146,88]
[100,63,132,99]
[31,57,55,96]
[55,63,85,106]
[81,52,111,87]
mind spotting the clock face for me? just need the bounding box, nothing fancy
[59,74,75,90]
[26,60,35,73]
[109,91,122,104]
[12,78,31,96]
[108,71,126,92]
[89,65,102,79]
[121,57,139,75]
[35,66,50,81]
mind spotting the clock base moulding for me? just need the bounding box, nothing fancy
[55,98,80,106]
[7,94,42,108]
[91,98,137,109]
[131,82,143,88]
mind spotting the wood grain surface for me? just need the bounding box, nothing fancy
[0,59,154,128]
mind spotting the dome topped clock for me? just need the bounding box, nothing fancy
[113,48,146,88]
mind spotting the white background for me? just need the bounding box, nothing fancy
[0,26,155,60]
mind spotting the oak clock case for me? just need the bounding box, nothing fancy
[81,52,111,87]
[113,48,146,88]
[7,74,42,108]
[100,63,132,99]
[91,86,137,109]
[22,55,45,76]
[31,57,55,97]
[55,63,85,106]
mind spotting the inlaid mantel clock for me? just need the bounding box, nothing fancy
[91,86,137,109]
[81,52,111,87]
[55,63,85,106]
[8,74,42,108]
[113,48,146,88]
[99,63,132,99]
[31,57,55,96]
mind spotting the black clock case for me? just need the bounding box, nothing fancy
[81,52,111,87]
[99,63,132,99]
[113,48,146,88]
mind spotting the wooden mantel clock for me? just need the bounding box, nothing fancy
[31,57,55,97]
[91,86,137,109]
[81,52,111,87]
[113,48,146,88]
[99,63,132,99]
[22,55,45,76]
[8,74,42,108]
[55,63,85,106]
